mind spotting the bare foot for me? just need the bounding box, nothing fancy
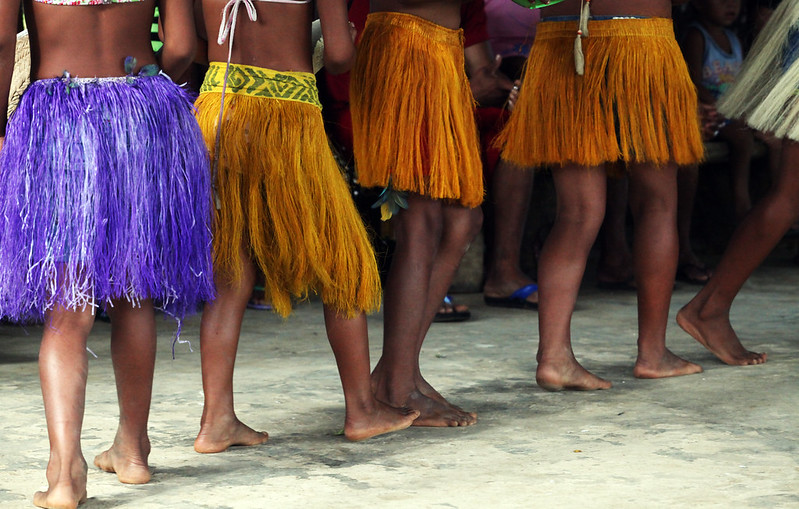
[633,348,703,379]
[93,437,152,484]
[404,390,477,427]
[677,304,767,365]
[344,402,419,441]
[414,374,478,422]
[194,415,269,454]
[371,368,477,427]
[33,458,88,509]
[536,357,612,391]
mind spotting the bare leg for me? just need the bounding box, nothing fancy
[758,132,783,185]
[322,308,418,441]
[413,203,482,406]
[677,139,799,364]
[677,165,711,283]
[536,165,612,391]
[628,163,702,379]
[721,120,755,221]
[93,300,156,484]
[34,306,94,509]
[597,174,634,287]
[483,158,537,305]
[194,250,269,453]
[372,194,482,426]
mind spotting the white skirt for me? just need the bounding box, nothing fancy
[718,0,799,141]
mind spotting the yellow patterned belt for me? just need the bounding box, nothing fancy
[201,62,321,109]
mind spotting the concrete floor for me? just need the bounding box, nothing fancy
[1,246,798,508]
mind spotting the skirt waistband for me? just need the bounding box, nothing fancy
[536,16,675,39]
[365,11,463,46]
[201,62,320,108]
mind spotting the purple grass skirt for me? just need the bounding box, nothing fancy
[0,73,215,322]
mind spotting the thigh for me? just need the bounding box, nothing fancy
[392,193,445,243]
[627,162,678,214]
[550,164,608,221]
[776,140,799,193]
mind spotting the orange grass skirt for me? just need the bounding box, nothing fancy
[196,64,381,317]
[350,12,484,207]
[496,17,704,168]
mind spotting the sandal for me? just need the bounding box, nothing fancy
[484,284,538,309]
[433,295,471,323]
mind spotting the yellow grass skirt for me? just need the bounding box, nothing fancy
[350,12,484,207]
[196,63,381,317]
[496,17,703,168]
[718,1,799,141]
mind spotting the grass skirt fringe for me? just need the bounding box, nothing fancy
[496,18,703,168]
[718,1,799,141]
[350,12,484,207]
[195,83,381,317]
[0,74,214,322]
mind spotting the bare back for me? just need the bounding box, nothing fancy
[542,0,674,19]
[1,0,194,139]
[202,0,313,72]
[369,0,464,30]
[23,0,161,79]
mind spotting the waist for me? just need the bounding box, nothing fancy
[536,17,675,39]
[365,12,463,47]
[201,62,320,108]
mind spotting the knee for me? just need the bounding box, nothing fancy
[46,306,96,337]
[770,185,799,218]
[723,124,755,155]
[629,191,677,220]
[447,206,483,245]
[395,210,444,251]
[556,200,605,236]
[462,207,484,240]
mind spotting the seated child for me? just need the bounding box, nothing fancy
[682,0,777,220]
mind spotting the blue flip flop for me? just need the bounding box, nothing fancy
[484,284,538,310]
[433,295,471,323]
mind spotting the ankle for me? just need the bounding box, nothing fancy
[344,393,379,416]
[46,454,88,482]
[113,432,151,456]
[536,346,575,364]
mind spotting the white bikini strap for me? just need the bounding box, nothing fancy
[211,0,257,205]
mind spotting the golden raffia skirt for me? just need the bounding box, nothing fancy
[350,12,484,207]
[196,62,381,317]
[496,17,704,168]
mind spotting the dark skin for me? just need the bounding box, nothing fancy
[542,0,679,17]
[0,3,196,507]
[194,0,418,453]
[363,0,482,427]
[201,0,353,73]
[528,0,702,390]
[464,41,538,306]
[676,144,797,365]
[371,0,463,28]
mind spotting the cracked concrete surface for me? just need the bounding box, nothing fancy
[1,250,798,508]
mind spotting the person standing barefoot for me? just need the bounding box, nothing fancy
[677,0,799,366]
[350,0,484,427]
[496,0,705,390]
[192,0,418,454]
[0,1,213,507]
